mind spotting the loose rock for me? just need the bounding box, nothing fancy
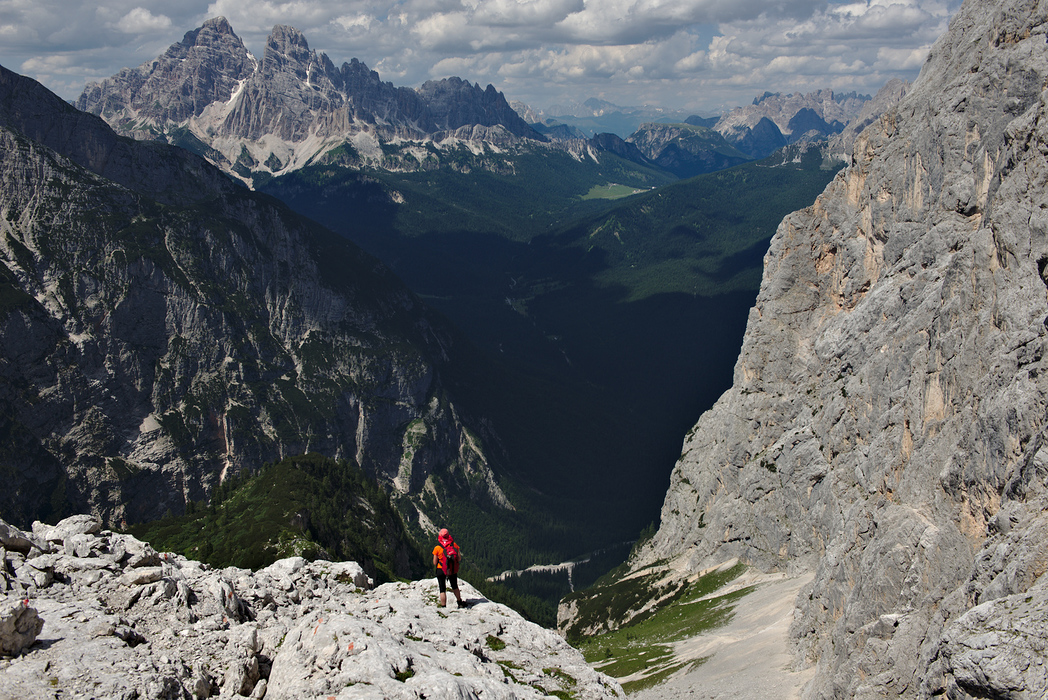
[0,515,623,699]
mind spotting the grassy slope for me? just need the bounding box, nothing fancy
[565,560,752,694]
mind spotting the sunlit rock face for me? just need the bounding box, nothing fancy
[631,0,1048,697]
[75,18,542,179]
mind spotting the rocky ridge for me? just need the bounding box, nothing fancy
[714,89,865,139]
[76,18,545,183]
[596,0,1048,698]
[1,515,623,699]
[0,64,507,529]
[713,89,868,159]
[626,123,750,179]
[825,78,911,162]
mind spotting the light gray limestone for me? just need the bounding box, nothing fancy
[614,0,1048,697]
[0,515,623,699]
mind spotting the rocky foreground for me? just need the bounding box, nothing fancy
[0,515,623,699]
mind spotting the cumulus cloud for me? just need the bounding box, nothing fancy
[472,0,585,28]
[0,0,963,113]
[115,7,172,33]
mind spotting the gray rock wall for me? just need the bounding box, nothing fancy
[0,65,508,528]
[633,0,1048,697]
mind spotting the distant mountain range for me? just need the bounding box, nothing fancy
[76,17,903,187]
[76,17,547,185]
[517,97,697,139]
[516,90,878,165]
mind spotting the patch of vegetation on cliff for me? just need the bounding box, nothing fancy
[128,453,426,583]
[566,561,750,693]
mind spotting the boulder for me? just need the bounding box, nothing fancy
[0,521,44,555]
[0,598,43,656]
[33,514,101,544]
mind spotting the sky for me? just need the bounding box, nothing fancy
[1,0,963,115]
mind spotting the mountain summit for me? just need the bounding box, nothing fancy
[76,18,542,182]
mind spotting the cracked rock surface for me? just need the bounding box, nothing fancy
[615,0,1048,698]
[1,515,622,699]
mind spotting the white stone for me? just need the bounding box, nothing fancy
[0,517,622,699]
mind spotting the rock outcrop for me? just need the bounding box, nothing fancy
[826,78,911,162]
[0,64,507,529]
[1,516,623,699]
[622,0,1048,697]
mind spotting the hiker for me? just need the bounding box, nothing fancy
[433,528,463,608]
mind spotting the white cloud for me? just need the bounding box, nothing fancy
[333,13,374,31]
[0,0,963,113]
[115,7,172,33]
[472,0,584,28]
[877,45,930,70]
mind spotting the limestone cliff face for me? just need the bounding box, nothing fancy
[634,0,1048,697]
[0,65,507,529]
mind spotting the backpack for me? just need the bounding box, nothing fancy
[444,543,459,574]
[439,535,460,574]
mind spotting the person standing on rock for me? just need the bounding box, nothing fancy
[433,528,463,608]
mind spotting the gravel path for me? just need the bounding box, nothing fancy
[627,571,815,700]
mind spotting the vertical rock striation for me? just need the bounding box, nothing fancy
[634,0,1048,697]
[0,64,508,529]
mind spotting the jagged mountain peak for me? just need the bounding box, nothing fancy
[416,76,537,138]
[715,88,868,142]
[76,16,254,126]
[184,15,238,42]
[268,22,308,46]
[77,18,545,182]
[261,23,330,76]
